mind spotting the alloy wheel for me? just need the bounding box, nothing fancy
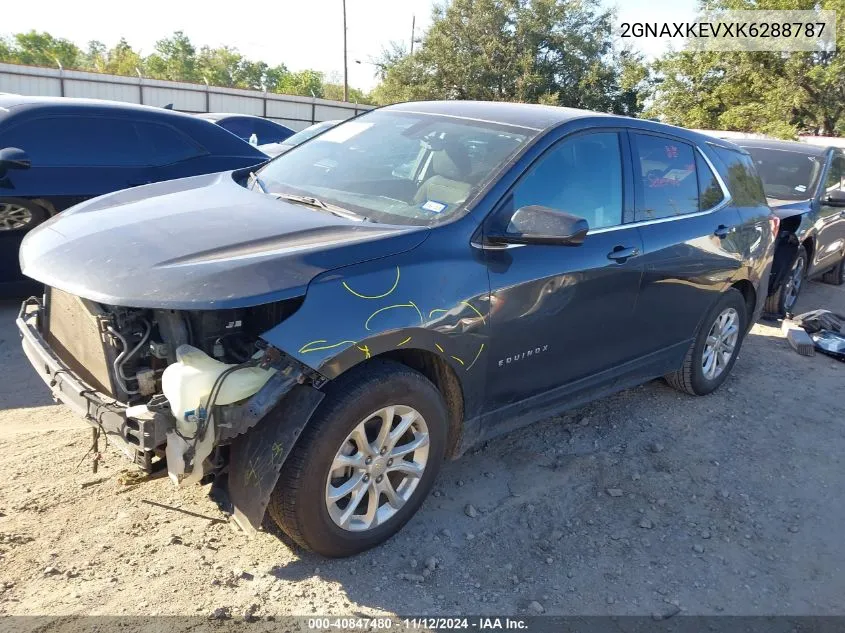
[702,307,740,381]
[325,405,430,532]
[783,254,805,311]
[0,203,33,231]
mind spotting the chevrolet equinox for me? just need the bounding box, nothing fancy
[17,101,775,556]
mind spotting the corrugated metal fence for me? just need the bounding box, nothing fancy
[0,62,374,131]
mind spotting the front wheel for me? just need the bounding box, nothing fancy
[268,360,447,557]
[665,288,748,396]
[765,245,807,316]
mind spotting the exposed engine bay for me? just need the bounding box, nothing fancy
[38,287,315,490]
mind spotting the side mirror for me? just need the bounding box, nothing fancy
[824,190,845,207]
[488,205,589,246]
[0,147,31,173]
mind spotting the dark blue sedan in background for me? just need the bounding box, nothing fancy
[0,95,268,295]
[195,112,295,146]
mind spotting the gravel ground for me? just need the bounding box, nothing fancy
[0,280,843,619]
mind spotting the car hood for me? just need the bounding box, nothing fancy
[20,172,428,309]
[766,197,811,219]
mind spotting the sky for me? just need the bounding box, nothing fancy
[2,0,699,92]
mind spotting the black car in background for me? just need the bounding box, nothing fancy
[18,102,775,556]
[0,95,268,294]
[196,112,294,145]
[737,139,845,314]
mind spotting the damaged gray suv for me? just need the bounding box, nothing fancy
[17,101,775,556]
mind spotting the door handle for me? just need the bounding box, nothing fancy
[714,225,732,238]
[607,245,639,262]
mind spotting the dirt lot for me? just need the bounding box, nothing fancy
[0,281,843,619]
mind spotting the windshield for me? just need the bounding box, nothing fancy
[743,147,824,200]
[257,110,534,226]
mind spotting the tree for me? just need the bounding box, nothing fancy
[648,0,845,137]
[145,31,199,82]
[104,39,145,77]
[0,29,370,103]
[370,0,649,114]
[0,31,83,68]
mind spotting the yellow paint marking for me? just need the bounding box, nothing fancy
[271,442,285,461]
[365,302,424,331]
[465,342,485,372]
[429,308,448,319]
[451,355,465,366]
[342,266,400,299]
[462,301,486,324]
[408,300,424,324]
[398,336,412,346]
[299,339,358,354]
[435,343,444,353]
[357,345,372,359]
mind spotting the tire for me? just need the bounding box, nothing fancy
[0,198,49,232]
[764,245,807,317]
[268,359,448,557]
[665,288,748,396]
[821,256,845,286]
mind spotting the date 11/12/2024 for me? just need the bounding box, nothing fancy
[307,617,529,630]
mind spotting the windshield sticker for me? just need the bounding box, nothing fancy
[318,121,374,143]
[421,200,448,213]
[795,184,807,192]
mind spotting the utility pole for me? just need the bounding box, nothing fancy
[410,14,415,56]
[342,0,349,102]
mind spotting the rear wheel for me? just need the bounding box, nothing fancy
[268,360,447,557]
[765,245,806,316]
[665,288,747,396]
[821,256,845,286]
[0,198,48,232]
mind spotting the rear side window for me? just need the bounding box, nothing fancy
[697,153,725,210]
[136,121,205,166]
[252,119,291,144]
[0,116,146,167]
[217,117,252,140]
[710,145,767,207]
[632,133,698,220]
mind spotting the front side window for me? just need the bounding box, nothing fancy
[509,132,623,230]
[824,155,845,194]
[633,133,698,220]
[0,116,145,167]
[258,111,533,226]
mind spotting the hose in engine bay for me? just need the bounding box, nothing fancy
[107,320,151,395]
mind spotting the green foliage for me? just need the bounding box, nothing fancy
[0,30,373,104]
[370,0,651,116]
[648,0,845,137]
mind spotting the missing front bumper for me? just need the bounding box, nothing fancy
[16,299,171,469]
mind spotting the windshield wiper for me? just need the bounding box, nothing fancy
[272,193,367,222]
[248,171,267,193]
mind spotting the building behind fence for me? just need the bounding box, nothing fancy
[0,62,374,131]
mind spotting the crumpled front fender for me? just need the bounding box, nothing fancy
[225,382,325,532]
